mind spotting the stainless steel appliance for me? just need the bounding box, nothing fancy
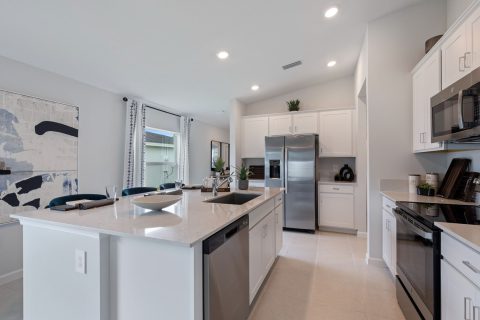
[203,215,249,320]
[431,66,480,142]
[395,202,480,320]
[265,135,318,232]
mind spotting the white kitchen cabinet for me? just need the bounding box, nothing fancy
[292,113,317,134]
[382,196,397,276]
[249,208,276,304]
[241,116,269,158]
[318,110,354,157]
[318,185,354,229]
[268,112,317,136]
[442,24,469,88]
[412,50,444,153]
[269,115,292,136]
[274,202,283,257]
[466,5,480,71]
[441,259,480,320]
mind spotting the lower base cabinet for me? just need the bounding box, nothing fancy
[382,208,396,276]
[275,203,284,256]
[249,209,276,304]
[441,259,480,320]
[318,184,354,229]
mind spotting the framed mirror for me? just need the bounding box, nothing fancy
[221,142,230,171]
[210,140,221,171]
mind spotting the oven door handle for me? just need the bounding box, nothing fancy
[394,210,433,240]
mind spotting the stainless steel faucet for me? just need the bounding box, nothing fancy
[212,175,233,196]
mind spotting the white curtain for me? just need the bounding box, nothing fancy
[178,116,191,185]
[123,100,146,188]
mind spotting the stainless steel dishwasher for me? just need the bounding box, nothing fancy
[203,215,249,320]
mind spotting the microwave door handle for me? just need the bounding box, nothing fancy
[458,89,465,130]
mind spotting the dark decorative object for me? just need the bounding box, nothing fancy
[437,158,471,198]
[417,183,435,196]
[287,99,300,112]
[210,140,230,172]
[0,169,11,175]
[454,172,480,202]
[425,35,443,54]
[338,164,355,182]
[238,180,249,190]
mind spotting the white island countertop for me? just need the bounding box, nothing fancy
[11,187,283,247]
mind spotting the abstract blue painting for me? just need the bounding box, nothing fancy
[0,90,78,224]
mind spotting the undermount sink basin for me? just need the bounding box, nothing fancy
[204,193,261,205]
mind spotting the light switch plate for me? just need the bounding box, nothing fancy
[75,249,86,274]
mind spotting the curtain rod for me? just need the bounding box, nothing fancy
[123,97,193,121]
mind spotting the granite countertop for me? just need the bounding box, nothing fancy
[11,187,283,247]
[381,191,477,206]
[435,222,480,253]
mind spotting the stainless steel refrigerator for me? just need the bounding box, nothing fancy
[265,135,318,232]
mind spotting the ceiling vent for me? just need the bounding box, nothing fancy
[282,60,302,70]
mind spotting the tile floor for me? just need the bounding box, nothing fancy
[0,232,404,320]
[249,231,406,320]
[0,278,22,320]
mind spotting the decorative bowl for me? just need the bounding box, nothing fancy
[132,195,182,211]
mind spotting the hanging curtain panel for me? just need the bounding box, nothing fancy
[178,116,191,185]
[123,100,146,188]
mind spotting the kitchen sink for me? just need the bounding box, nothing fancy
[204,193,261,205]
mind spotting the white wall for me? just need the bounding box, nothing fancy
[447,0,475,27]
[0,55,126,282]
[244,76,355,115]
[189,120,229,184]
[229,99,246,172]
[364,0,448,260]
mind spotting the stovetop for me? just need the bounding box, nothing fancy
[396,201,480,229]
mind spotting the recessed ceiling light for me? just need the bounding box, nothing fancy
[327,60,337,67]
[217,51,229,60]
[324,7,339,18]
[251,85,260,91]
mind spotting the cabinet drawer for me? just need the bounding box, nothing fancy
[249,199,275,229]
[442,233,480,288]
[274,193,283,207]
[318,184,353,194]
[382,197,396,214]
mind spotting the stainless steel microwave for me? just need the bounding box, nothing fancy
[431,67,480,142]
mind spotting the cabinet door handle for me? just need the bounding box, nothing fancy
[460,56,466,72]
[332,187,340,191]
[386,204,391,209]
[465,52,472,68]
[465,297,472,320]
[463,261,480,274]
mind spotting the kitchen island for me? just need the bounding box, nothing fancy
[11,187,284,320]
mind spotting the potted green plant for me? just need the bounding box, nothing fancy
[417,182,435,196]
[235,164,253,190]
[286,99,300,112]
[213,157,225,177]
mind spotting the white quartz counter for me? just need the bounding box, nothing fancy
[435,222,480,253]
[11,187,283,247]
[381,191,476,206]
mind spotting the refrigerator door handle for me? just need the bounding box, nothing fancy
[284,147,288,194]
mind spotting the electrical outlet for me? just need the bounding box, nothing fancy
[75,249,86,274]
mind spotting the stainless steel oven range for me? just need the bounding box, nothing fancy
[394,201,480,320]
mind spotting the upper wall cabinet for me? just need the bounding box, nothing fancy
[241,117,269,158]
[441,25,469,88]
[318,110,354,157]
[442,5,480,88]
[268,113,317,136]
[412,50,444,153]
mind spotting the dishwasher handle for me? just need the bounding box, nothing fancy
[225,226,239,240]
[203,215,249,254]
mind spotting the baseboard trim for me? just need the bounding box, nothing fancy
[317,225,357,235]
[357,231,367,238]
[365,255,386,268]
[0,269,23,286]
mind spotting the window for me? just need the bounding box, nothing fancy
[144,127,179,188]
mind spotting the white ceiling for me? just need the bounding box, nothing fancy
[0,0,425,126]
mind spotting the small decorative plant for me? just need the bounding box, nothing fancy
[214,157,225,173]
[417,182,434,196]
[234,164,253,190]
[287,99,300,112]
